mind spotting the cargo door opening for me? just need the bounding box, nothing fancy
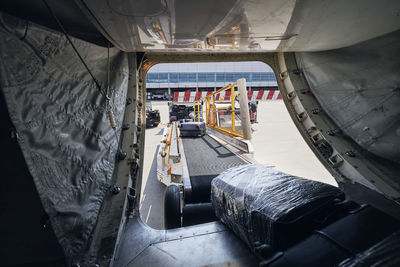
[139,61,336,230]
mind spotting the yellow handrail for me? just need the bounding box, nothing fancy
[165,125,172,172]
[193,82,243,138]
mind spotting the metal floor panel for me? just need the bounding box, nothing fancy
[115,219,258,267]
[182,135,247,203]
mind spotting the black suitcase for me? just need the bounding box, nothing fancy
[211,164,345,252]
[179,121,206,137]
[266,206,399,267]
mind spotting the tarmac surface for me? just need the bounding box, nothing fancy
[139,100,336,229]
[251,101,336,186]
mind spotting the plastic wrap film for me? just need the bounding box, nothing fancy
[211,164,343,253]
[338,231,400,267]
[0,13,129,259]
[296,30,400,164]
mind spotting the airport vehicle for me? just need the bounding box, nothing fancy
[0,1,399,266]
[145,101,160,127]
[151,92,167,100]
[169,103,194,122]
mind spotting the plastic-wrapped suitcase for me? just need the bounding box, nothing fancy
[338,231,400,267]
[211,164,345,253]
[179,121,206,137]
[267,206,399,266]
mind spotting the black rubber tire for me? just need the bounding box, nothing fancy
[164,185,182,229]
[182,203,217,227]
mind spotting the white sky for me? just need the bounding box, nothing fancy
[148,61,272,73]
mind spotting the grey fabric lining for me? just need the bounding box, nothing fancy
[0,13,128,260]
[296,30,400,164]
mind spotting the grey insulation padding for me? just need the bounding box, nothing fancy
[211,164,343,252]
[338,231,400,267]
[295,30,400,163]
[0,13,128,260]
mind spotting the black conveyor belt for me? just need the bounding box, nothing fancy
[182,135,247,203]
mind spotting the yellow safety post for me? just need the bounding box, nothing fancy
[212,94,216,126]
[205,98,208,124]
[231,84,235,131]
[197,101,200,122]
[207,97,211,125]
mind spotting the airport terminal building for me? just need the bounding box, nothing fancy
[146,62,278,100]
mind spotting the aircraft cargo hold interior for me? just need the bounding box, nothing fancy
[0,1,400,266]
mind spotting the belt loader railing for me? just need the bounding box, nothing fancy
[157,122,184,185]
[194,78,252,140]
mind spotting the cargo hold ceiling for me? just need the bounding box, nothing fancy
[0,0,110,47]
[1,0,400,52]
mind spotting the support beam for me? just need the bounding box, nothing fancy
[237,78,251,140]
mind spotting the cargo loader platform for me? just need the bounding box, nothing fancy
[162,129,252,228]
[182,134,248,203]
